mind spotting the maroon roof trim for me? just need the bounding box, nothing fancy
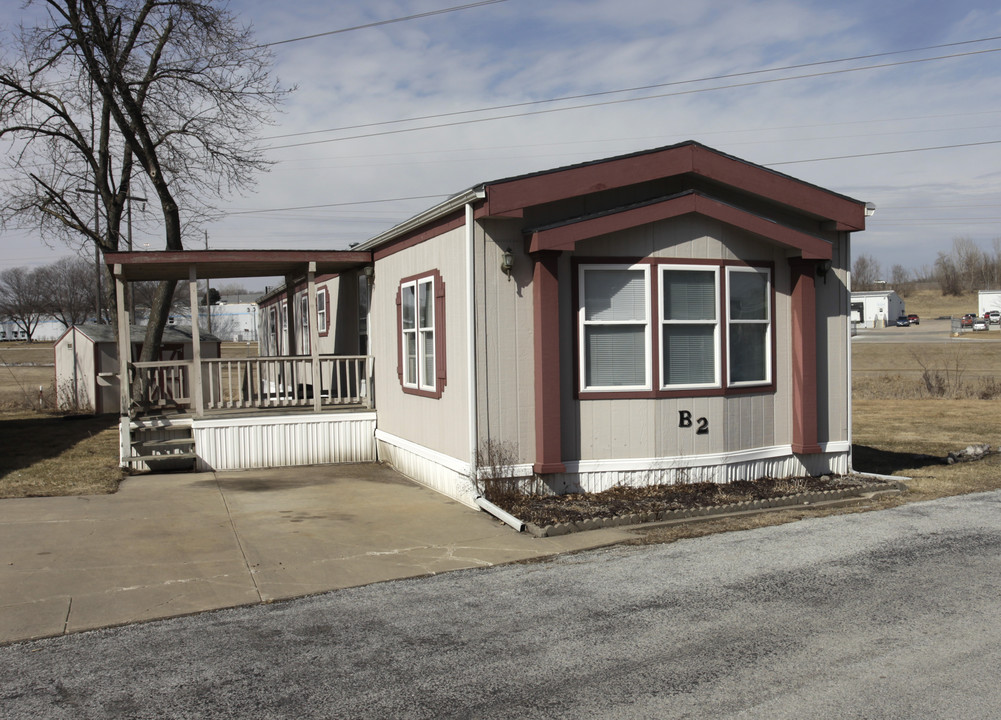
[528,191,833,260]
[482,142,864,231]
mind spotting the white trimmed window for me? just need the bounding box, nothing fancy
[660,266,720,389]
[579,264,651,390]
[317,288,327,336]
[577,261,772,396]
[727,266,771,385]
[300,294,310,354]
[401,275,436,391]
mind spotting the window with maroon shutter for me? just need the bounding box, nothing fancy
[397,270,446,398]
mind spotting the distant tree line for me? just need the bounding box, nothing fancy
[0,256,248,340]
[853,237,1001,297]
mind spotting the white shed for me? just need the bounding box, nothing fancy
[850,290,904,328]
[978,290,1001,316]
[54,324,220,414]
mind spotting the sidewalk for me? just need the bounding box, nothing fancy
[0,465,634,644]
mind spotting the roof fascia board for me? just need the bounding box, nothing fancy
[527,191,833,260]
[485,145,696,217]
[356,188,485,252]
[690,145,865,231]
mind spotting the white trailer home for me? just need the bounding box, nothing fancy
[105,141,870,507]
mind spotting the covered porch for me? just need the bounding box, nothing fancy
[105,250,377,472]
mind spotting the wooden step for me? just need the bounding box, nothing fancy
[134,437,195,449]
[127,452,197,464]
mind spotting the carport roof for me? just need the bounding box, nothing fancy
[105,249,372,281]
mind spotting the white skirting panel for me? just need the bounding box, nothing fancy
[375,430,479,509]
[193,412,377,471]
[545,444,851,495]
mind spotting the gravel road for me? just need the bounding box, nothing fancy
[2,491,1000,719]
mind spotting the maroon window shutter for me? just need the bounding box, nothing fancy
[395,286,403,384]
[435,272,447,392]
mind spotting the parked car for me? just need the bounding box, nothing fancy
[961,313,977,327]
[895,316,910,327]
[907,314,920,325]
[990,310,1001,324]
[973,317,989,331]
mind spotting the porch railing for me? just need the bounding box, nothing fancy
[131,360,192,409]
[131,355,374,413]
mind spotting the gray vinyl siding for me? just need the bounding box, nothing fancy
[371,227,470,462]
[473,219,537,466]
[816,231,852,445]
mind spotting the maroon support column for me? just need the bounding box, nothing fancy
[533,251,566,474]
[789,258,821,454]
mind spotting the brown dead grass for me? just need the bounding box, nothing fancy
[0,410,122,498]
[900,288,980,320]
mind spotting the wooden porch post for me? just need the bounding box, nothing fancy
[307,263,321,411]
[284,273,297,356]
[114,266,131,465]
[188,266,204,416]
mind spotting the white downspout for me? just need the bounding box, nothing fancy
[465,201,479,487]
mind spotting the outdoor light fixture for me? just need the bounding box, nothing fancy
[500,248,513,280]
[865,202,876,217]
[362,265,374,283]
[816,259,832,276]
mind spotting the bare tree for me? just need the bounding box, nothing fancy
[890,264,913,297]
[852,253,882,291]
[935,252,963,296]
[0,1,288,380]
[36,256,96,328]
[0,267,47,340]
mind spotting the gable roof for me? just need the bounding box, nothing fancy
[358,140,868,259]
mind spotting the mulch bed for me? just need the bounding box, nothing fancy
[488,474,897,528]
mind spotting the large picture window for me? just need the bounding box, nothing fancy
[398,271,446,397]
[578,261,771,396]
[579,265,650,390]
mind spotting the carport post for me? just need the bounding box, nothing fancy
[307,263,321,412]
[115,266,131,465]
[188,266,204,416]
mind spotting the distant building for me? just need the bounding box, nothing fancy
[978,290,1001,317]
[850,290,904,328]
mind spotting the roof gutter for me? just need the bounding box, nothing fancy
[354,188,486,252]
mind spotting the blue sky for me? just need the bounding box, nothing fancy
[3,0,1001,280]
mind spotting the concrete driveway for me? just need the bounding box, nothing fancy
[0,464,633,644]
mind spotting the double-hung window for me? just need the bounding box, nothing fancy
[727,267,771,385]
[660,266,720,389]
[317,288,328,337]
[401,275,436,392]
[579,265,650,390]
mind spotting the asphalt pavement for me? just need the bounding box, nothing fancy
[2,490,999,719]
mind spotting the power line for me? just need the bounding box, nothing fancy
[262,35,1001,143]
[767,140,1001,166]
[253,0,509,49]
[222,141,1001,218]
[265,47,1001,150]
[223,194,450,216]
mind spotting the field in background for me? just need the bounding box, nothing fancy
[898,288,980,319]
